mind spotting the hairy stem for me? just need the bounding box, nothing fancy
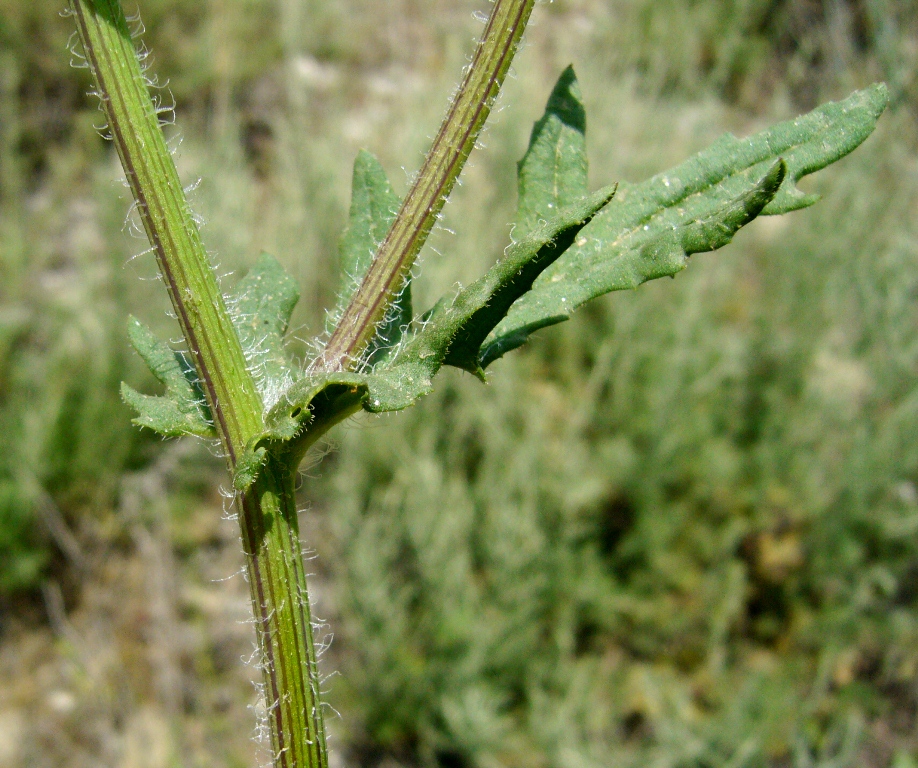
[241,461,329,768]
[313,0,536,372]
[70,2,326,766]
[69,0,262,456]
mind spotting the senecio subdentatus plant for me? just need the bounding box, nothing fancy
[66,0,886,765]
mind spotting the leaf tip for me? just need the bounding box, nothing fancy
[545,64,585,134]
[866,81,891,114]
[353,147,385,176]
[126,313,151,348]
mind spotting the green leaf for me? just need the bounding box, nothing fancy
[234,372,369,491]
[364,361,437,414]
[123,253,300,439]
[361,186,615,412]
[234,82,887,464]
[515,65,588,238]
[442,186,617,376]
[121,316,216,437]
[228,251,300,407]
[335,150,411,365]
[264,372,368,441]
[481,83,889,366]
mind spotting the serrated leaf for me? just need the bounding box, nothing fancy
[228,251,300,408]
[121,316,215,437]
[335,150,411,365]
[442,186,617,376]
[360,186,615,413]
[230,82,885,474]
[515,65,588,238]
[482,83,889,366]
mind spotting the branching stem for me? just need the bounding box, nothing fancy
[69,0,262,457]
[70,1,538,766]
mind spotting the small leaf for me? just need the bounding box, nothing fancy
[228,252,300,408]
[335,150,411,365]
[482,83,889,365]
[515,65,588,238]
[121,316,215,437]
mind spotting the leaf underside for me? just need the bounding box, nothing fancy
[122,68,887,493]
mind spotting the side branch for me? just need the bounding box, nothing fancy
[313,0,537,372]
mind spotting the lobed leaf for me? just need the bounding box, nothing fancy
[353,66,609,412]
[123,253,300,438]
[147,74,888,484]
[120,316,215,437]
[361,186,615,411]
[481,82,889,365]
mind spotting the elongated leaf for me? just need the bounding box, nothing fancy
[515,65,588,238]
[442,185,617,376]
[335,150,411,364]
[482,159,786,366]
[121,316,215,437]
[481,83,889,366]
[355,68,606,405]
[228,251,300,408]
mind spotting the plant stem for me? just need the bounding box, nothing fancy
[313,0,536,372]
[242,460,329,768]
[69,0,261,455]
[69,3,327,766]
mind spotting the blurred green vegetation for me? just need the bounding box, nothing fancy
[2,1,918,766]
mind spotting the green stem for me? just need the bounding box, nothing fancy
[69,0,261,456]
[313,0,536,372]
[69,3,326,766]
[242,461,329,768]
